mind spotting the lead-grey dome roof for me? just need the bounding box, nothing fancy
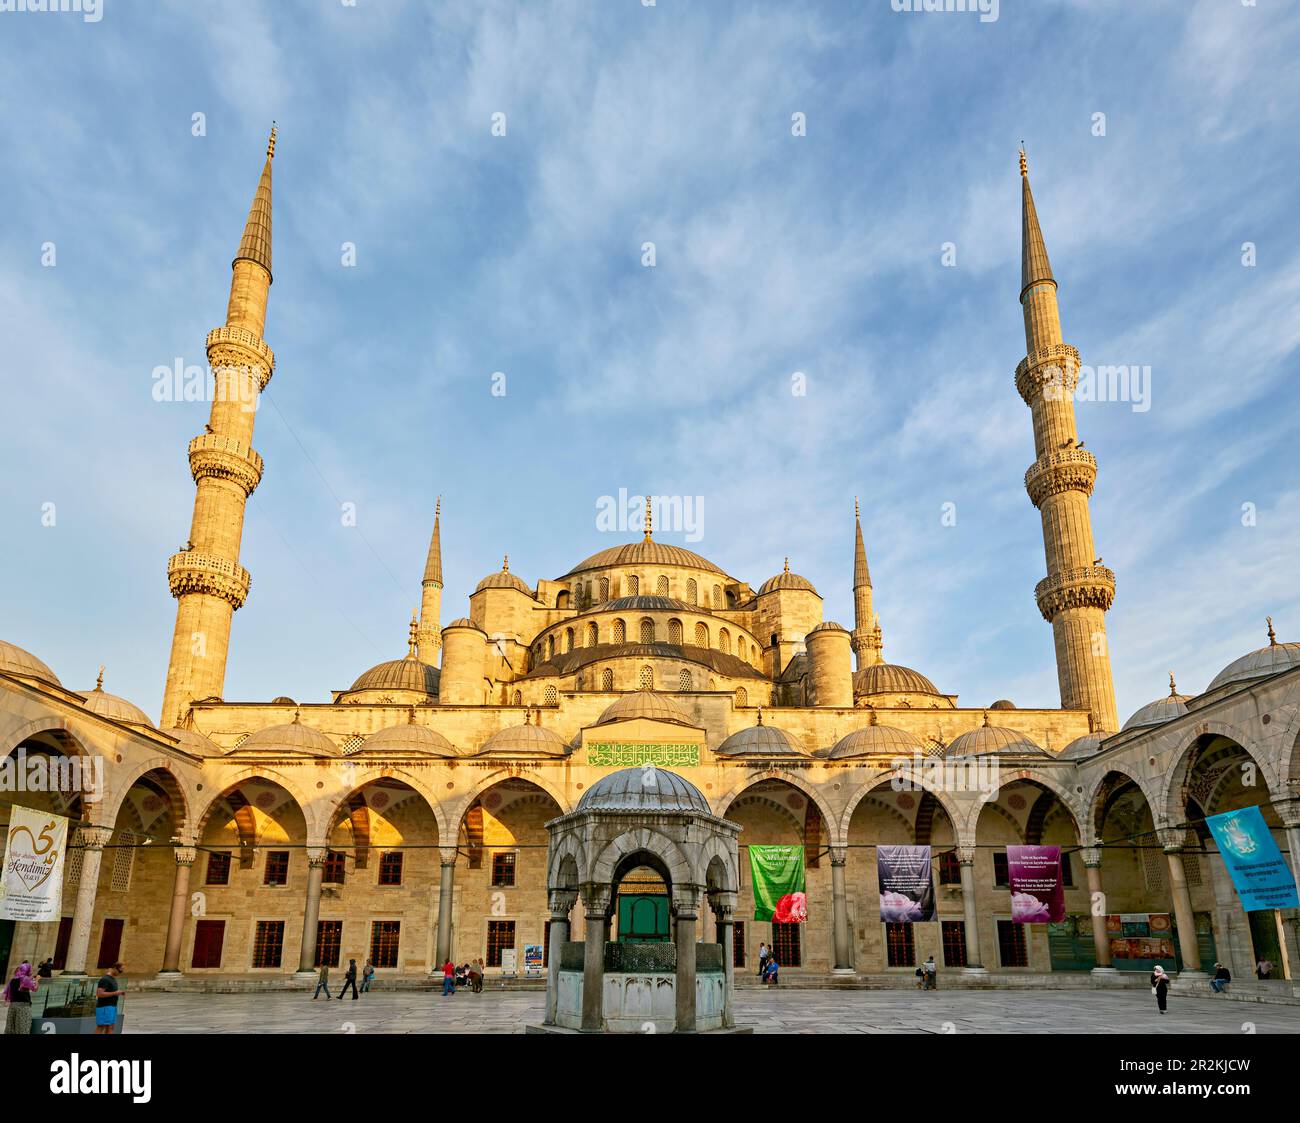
[577,767,711,813]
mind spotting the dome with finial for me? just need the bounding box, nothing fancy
[80,667,155,727]
[1207,618,1300,692]
[347,615,440,696]
[1060,732,1105,760]
[577,767,711,814]
[163,726,221,757]
[238,711,337,756]
[946,713,1045,758]
[0,639,61,687]
[828,709,925,760]
[565,498,728,576]
[475,555,533,594]
[758,559,818,596]
[1123,672,1191,731]
[989,699,1017,710]
[596,690,693,728]
[350,710,458,757]
[715,709,807,756]
[853,662,943,698]
[475,711,570,757]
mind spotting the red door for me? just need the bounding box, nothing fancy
[53,917,73,969]
[96,918,124,969]
[191,920,225,969]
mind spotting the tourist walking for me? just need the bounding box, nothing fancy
[4,962,40,1035]
[470,958,484,993]
[360,959,375,993]
[1210,963,1231,994]
[922,955,938,991]
[1150,964,1170,1014]
[442,958,456,996]
[95,962,124,1034]
[757,941,769,979]
[312,963,331,999]
[337,959,359,1000]
[1255,957,1274,980]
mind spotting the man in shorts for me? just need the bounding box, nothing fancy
[96,962,124,1034]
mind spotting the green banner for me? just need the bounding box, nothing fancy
[749,845,807,922]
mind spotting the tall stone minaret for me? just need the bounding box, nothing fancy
[850,498,882,669]
[1015,149,1119,731]
[161,129,277,726]
[417,497,443,660]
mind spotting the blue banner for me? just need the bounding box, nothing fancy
[1206,805,1299,911]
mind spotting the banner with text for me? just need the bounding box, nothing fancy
[1007,844,1064,923]
[877,844,934,922]
[749,845,807,922]
[0,805,69,921]
[1206,805,1299,911]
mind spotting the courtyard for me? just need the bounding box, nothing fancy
[116,987,1300,1035]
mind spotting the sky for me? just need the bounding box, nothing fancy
[1,0,1298,727]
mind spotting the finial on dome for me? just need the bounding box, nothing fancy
[1168,671,1178,697]
[267,123,277,160]
[1019,144,1027,178]
[408,612,419,658]
[502,554,509,572]
[869,707,878,726]
[643,495,653,541]
[95,665,104,691]
[1267,616,1277,646]
[292,707,301,724]
[756,706,764,726]
[982,710,990,727]
[407,705,417,725]
[783,557,790,574]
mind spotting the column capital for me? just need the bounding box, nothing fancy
[75,825,114,850]
[671,883,703,918]
[173,846,198,867]
[1080,846,1103,868]
[828,845,848,867]
[708,889,738,919]
[438,846,459,867]
[957,846,978,866]
[1156,826,1188,853]
[1271,799,1300,831]
[548,888,577,918]
[581,884,611,918]
[306,846,329,868]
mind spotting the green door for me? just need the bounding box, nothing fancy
[1248,911,1283,974]
[618,895,670,942]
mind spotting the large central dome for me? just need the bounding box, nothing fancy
[565,540,727,577]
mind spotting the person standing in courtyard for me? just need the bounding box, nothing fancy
[757,941,769,979]
[95,962,124,1034]
[338,958,359,1000]
[4,961,40,1035]
[442,958,456,996]
[360,958,375,993]
[1256,956,1274,980]
[1150,964,1170,1014]
[1210,963,1231,994]
[923,956,938,991]
[312,963,331,999]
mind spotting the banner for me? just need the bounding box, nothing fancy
[877,845,934,922]
[749,845,806,922]
[1007,845,1064,923]
[523,945,544,976]
[0,806,70,921]
[1206,805,1299,911]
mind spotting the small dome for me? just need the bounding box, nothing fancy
[271,696,296,706]
[445,618,483,631]
[1060,732,1104,760]
[476,720,569,757]
[577,767,712,813]
[807,620,848,636]
[80,672,154,728]
[989,699,1017,710]
[0,640,60,686]
[239,718,337,756]
[828,723,925,760]
[596,690,693,727]
[565,540,726,577]
[475,556,532,595]
[1207,622,1300,692]
[946,718,1044,758]
[351,720,458,757]
[853,663,942,697]
[715,718,807,756]
[603,595,698,613]
[348,656,440,696]
[1123,677,1191,732]
[163,727,221,757]
[758,561,818,597]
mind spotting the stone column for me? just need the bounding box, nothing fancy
[830,846,854,973]
[296,847,328,976]
[158,845,197,975]
[435,848,457,967]
[958,847,985,972]
[544,890,575,1026]
[1082,847,1114,973]
[580,887,610,1033]
[711,891,737,1030]
[61,825,114,975]
[1161,830,1204,976]
[674,896,699,1034]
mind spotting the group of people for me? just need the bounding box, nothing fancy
[4,958,123,1035]
[756,942,780,984]
[442,958,485,994]
[313,957,376,1000]
[915,956,938,990]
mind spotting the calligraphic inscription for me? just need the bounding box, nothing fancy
[587,741,700,768]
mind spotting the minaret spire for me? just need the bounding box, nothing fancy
[851,497,882,669]
[417,498,443,661]
[1015,149,1118,731]
[161,130,278,725]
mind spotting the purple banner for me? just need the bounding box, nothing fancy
[877,845,934,922]
[1007,845,1064,923]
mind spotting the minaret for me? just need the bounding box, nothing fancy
[851,498,882,669]
[160,128,278,725]
[1015,149,1119,731]
[417,497,443,660]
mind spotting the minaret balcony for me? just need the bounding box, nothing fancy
[1034,565,1115,621]
[206,325,275,389]
[1024,448,1097,507]
[188,434,264,495]
[1015,343,1080,405]
[167,550,252,610]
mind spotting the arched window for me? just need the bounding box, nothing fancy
[678,669,691,692]
[627,575,639,595]
[667,619,683,645]
[639,618,655,644]
[586,622,599,647]
[737,639,746,661]
[695,622,708,647]
[547,635,555,660]
[639,665,654,689]
[544,685,558,706]
[735,687,748,707]
[598,577,610,602]
[718,628,731,655]
[601,668,614,692]
[613,619,626,644]
[557,590,572,610]
[512,690,522,705]
[712,584,722,607]
[564,628,574,653]
[686,578,697,605]
[656,575,669,596]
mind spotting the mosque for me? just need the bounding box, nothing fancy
[1,133,1298,993]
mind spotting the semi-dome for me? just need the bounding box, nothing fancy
[80,671,154,728]
[577,767,712,813]
[348,656,440,696]
[596,690,693,727]
[715,715,806,756]
[475,718,569,757]
[758,560,818,596]
[828,721,925,760]
[946,716,1045,758]
[565,540,726,577]
[1123,675,1190,731]
[351,718,458,757]
[475,556,532,595]
[1060,732,1104,760]
[0,640,61,686]
[853,663,942,697]
[238,716,337,755]
[602,595,699,613]
[1207,620,1300,692]
[163,726,221,757]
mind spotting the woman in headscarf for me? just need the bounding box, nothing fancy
[1150,963,1170,1015]
[4,961,40,1035]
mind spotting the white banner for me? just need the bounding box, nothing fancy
[0,806,70,921]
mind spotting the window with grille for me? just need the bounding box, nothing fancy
[938,850,960,885]
[993,851,1009,887]
[718,629,731,654]
[206,851,232,886]
[941,920,967,967]
[668,619,683,645]
[712,585,722,607]
[997,920,1028,966]
[544,685,558,706]
[601,669,614,692]
[323,850,346,884]
[191,919,225,968]
[687,579,697,604]
[252,921,285,968]
[587,623,598,647]
[771,922,801,967]
[656,575,669,596]
[733,921,746,967]
[66,841,85,889]
[547,636,555,659]
[613,620,626,644]
[627,576,639,595]
[487,920,516,967]
[378,851,404,886]
[564,629,574,652]
[599,577,609,601]
[885,922,915,966]
[370,921,400,968]
[264,851,289,886]
[512,690,522,705]
[316,920,342,968]
[695,622,708,646]
[341,733,364,752]
[639,666,654,689]
[491,852,517,887]
[678,670,691,692]
[110,831,135,892]
[735,687,747,707]
[640,618,654,643]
